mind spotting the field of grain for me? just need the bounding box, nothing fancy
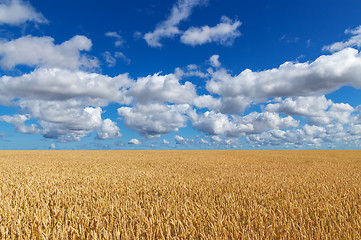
[0,150,360,239]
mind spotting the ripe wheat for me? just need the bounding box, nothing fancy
[0,150,360,239]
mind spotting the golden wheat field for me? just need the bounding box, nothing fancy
[0,150,360,239]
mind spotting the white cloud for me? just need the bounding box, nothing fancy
[189,110,233,135]
[187,64,198,70]
[49,143,56,149]
[279,34,299,44]
[1,25,361,148]
[231,112,298,135]
[163,139,170,144]
[265,96,332,117]
[211,135,222,142]
[259,97,361,147]
[0,114,41,134]
[0,66,132,141]
[209,135,238,148]
[266,96,356,126]
[36,106,104,141]
[189,110,298,137]
[176,66,209,78]
[0,35,98,70]
[207,48,361,113]
[350,124,361,135]
[133,31,143,40]
[57,131,89,143]
[105,32,125,47]
[103,51,131,67]
[323,26,361,52]
[303,124,326,137]
[144,0,206,47]
[251,127,323,147]
[118,103,189,138]
[115,52,131,65]
[218,96,250,114]
[175,135,193,144]
[103,51,117,67]
[128,138,141,145]
[0,0,47,25]
[105,32,120,38]
[246,123,358,147]
[181,16,241,46]
[327,103,355,124]
[96,119,121,140]
[193,94,222,110]
[127,72,197,105]
[209,54,221,67]
[0,68,133,105]
[246,129,306,147]
[0,32,134,142]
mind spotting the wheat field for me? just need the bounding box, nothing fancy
[0,150,360,239]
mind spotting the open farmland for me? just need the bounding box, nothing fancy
[0,150,360,239]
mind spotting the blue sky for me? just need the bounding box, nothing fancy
[1,0,361,149]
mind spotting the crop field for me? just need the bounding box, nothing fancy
[0,150,360,239]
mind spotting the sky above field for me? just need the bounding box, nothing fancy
[1,0,361,149]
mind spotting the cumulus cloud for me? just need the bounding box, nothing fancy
[103,51,131,67]
[0,114,41,134]
[175,135,193,144]
[0,35,98,70]
[246,100,361,147]
[193,94,222,110]
[105,32,125,47]
[209,54,221,67]
[1,24,361,148]
[96,119,121,140]
[247,128,315,147]
[103,51,117,67]
[246,121,361,148]
[265,96,332,117]
[43,106,103,134]
[323,26,361,52]
[208,135,238,148]
[128,138,141,145]
[127,72,197,104]
[181,16,241,46]
[189,110,298,137]
[0,0,47,25]
[118,103,190,138]
[133,31,143,40]
[0,66,132,141]
[189,110,233,135]
[175,135,185,144]
[218,96,250,114]
[144,0,206,47]
[326,103,355,124]
[233,112,299,135]
[40,116,121,142]
[114,52,131,65]
[207,48,361,113]
[211,135,222,142]
[175,66,209,79]
[163,139,170,144]
[266,96,356,126]
[0,68,133,105]
[27,106,111,142]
